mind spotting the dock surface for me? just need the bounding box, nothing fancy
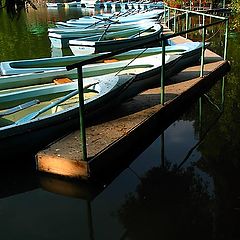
[36,36,230,179]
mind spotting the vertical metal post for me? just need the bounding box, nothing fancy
[167,7,170,28]
[224,18,229,61]
[198,97,202,133]
[185,11,189,39]
[87,201,94,240]
[161,132,165,168]
[223,0,226,8]
[221,77,225,111]
[77,67,88,161]
[190,0,192,10]
[200,16,206,77]
[174,9,176,32]
[163,5,166,24]
[161,35,166,105]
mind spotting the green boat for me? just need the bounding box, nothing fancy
[0,42,203,76]
[0,74,135,156]
[48,21,159,48]
[69,23,162,55]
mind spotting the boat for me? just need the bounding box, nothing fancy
[0,42,203,76]
[0,74,135,155]
[65,9,163,26]
[80,0,95,8]
[0,42,205,91]
[64,1,78,7]
[48,20,157,48]
[46,2,64,8]
[69,23,162,55]
[49,19,156,33]
[53,11,145,28]
[0,53,157,88]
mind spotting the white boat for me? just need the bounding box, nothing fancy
[49,20,157,48]
[0,73,134,155]
[66,9,163,26]
[48,19,155,33]
[46,2,64,8]
[0,42,204,76]
[81,0,96,8]
[64,1,78,7]
[69,23,162,55]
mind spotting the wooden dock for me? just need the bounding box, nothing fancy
[36,36,230,180]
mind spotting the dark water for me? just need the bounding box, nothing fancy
[0,7,240,240]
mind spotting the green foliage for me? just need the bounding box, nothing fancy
[0,0,37,16]
[231,0,240,13]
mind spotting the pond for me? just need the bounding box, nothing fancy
[0,6,239,240]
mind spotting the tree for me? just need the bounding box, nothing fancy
[0,0,37,16]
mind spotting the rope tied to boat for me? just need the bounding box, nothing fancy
[114,48,149,76]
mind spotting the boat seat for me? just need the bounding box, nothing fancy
[53,78,73,85]
[103,59,119,63]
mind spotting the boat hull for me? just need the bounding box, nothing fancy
[69,23,163,55]
[0,74,134,156]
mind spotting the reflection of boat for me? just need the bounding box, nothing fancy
[0,42,203,75]
[69,23,162,54]
[49,21,157,48]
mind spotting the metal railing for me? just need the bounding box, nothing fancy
[66,7,229,162]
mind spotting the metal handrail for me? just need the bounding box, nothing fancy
[66,7,229,162]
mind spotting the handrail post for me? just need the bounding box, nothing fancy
[221,77,225,111]
[167,7,170,28]
[200,16,206,77]
[77,67,88,162]
[198,97,202,133]
[161,132,165,168]
[161,35,165,105]
[163,5,166,24]
[174,9,177,32]
[185,11,189,38]
[224,18,229,61]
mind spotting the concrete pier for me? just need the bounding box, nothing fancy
[36,36,230,179]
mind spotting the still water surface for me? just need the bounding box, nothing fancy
[0,7,239,240]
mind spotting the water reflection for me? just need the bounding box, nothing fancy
[0,6,240,240]
[0,82,237,240]
[118,164,213,240]
[0,7,94,61]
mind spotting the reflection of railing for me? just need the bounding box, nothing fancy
[177,77,225,169]
[66,8,229,162]
[159,76,226,170]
